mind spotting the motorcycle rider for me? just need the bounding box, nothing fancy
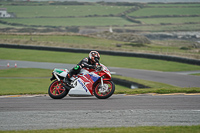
[64,51,100,85]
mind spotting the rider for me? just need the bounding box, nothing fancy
[64,51,100,84]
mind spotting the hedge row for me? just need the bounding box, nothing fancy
[0,44,200,66]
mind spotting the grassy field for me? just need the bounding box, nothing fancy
[147,3,200,7]
[2,17,135,27]
[0,34,123,49]
[1,34,200,59]
[124,23,200,31]
[0,125,200,133]
[137,17,200,24]
[0,48,200,95]
[1,48,200,72]
[1,3,199,18]
[0,68,51,77]
[128,7,200,16]
[0,78,50,95]
[112,75,200,94]
[0,68,165,95]
[0,68,51,95]
[0,2,199,32]
[3,5,132,18]
[0,68,200,96]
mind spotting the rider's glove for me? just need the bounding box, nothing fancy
[80,64,84,68]
[92,64,97,69]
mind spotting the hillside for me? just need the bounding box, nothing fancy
[0,1,200,60]
[0,1,199,34]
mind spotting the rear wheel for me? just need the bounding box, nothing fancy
[94,80,115,99]
[48,80,69,99]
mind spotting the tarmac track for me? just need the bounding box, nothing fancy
[0,59,200,130]
[0,94,200,130]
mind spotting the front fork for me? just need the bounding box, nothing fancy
[53,72,60,81]
[98,76,110,93]
[100,76,104,87]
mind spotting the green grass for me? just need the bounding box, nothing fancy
[0,78,50,95]
[0,34,123,48]
[112,75,200,94]
[0,68,51,77]
[0,23,23,28]
[0,67,173,95]
[0,68,200,96]
[137,17,200,24]
[0,68,51,95]
[124,23,200,32]
[191,73,200,76]
[1,48,200,72]
[3,5,132,17]
[1,34,200,60]
[0,2,199,32]
[128,7,200,16]
[2,17,135,27]
[0,125,200,133]
[147,3,200,7]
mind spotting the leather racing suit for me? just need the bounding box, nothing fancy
[67,57,97,80]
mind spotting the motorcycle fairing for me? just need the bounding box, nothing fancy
[82,73,100,94]
[53,68,68,77]
[68,78,91,96]
[68,72,100,96]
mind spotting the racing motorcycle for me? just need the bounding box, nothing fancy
[48,64,115,99]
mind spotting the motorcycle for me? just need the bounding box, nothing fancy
[48,64,115,99]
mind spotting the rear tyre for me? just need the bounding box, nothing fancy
[94,80,115,99]
[48,80,69,99]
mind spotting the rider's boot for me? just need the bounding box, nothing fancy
[63,74,72,86]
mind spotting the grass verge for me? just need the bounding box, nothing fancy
[0,68,200,96]
[0,78,49,95]
[0,68,50,95]
[112,75,200,94]
[0,125,200,133]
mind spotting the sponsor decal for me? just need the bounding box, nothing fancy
[54,68,64,74]
[85,74,91,79]
[78,79,87,92]
[90,73,100,82]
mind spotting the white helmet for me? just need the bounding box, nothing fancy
[89,51,100,63]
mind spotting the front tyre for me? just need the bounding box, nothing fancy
[94,80,115,99]
[48,80,69,99]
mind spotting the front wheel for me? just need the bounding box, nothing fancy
[94,80,115,99]
[48,80,69,99]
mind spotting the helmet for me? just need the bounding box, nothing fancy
[89,51,100,63]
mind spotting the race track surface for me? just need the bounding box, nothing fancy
[0,94,200,130]
[1,60,200,131]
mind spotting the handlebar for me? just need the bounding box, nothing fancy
[95,65,103,71]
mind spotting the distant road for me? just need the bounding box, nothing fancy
[1,59,200,87]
